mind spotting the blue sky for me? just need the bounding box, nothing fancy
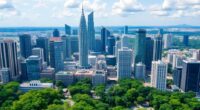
[0,0,200,27]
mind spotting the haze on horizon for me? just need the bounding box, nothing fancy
[0,0,200,27]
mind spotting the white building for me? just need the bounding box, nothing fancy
[88,55,97,68]
[115,41,121,58]
[117,47,133,80]
[135,62,146,80]
[19,80,53,92]
[151,60,167,91]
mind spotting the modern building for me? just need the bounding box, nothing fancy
[26,55,42,80]
[153,35,163,61]
[62,35,71,60]
[40,67,55,80]
[20,61,28,81]
[19,34,32,58]
[65,24,71,35]
[70,35,79,54]
[36,37,49,65]
[19,80,53,92]
[115,41,122,58]
[32,48,44,63]
[134,29,146,66]
[0,68,10,84]
[124,26,128,34]
[151,60,167,91]
[117,47,133,80]
[55,71,74,86]
[173,67,182,88]
[96,60,107,71]
[53,29,60,37]
[183,35,189,46]
[106,55,116,66]
[145,37,154,71]
[92,70,106,86]
[79,8,89,68]
[0,39,19,80]
[88,11,95,51]
[74,70,94,81]
[164,34,172,49]
[88,55,97,68]
[50,37,64,72]
[107,36,115,55]
[135,62,146,80]
[180,59,200,92]
[101,27,111,53]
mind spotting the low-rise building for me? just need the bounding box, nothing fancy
[55,71,74,86]
[40,67,55,80]
[92,70,106,86]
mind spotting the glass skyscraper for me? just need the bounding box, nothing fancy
[19,34,32,58]
[36,37,49,65]
[101,27,111,53]
[153,35,163,61]
[88,12,95,52]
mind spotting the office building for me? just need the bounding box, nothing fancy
[50,37,64,72]
[55,71,74,86]
[135,62,146,80]
[36,37,49,65]
[153,35,163,61]
[92,70,106,86]
[107,36,115,55]
[19,34,32,58]
[62,35,71,60]
[106,55,116,66]
[40,67,55,80]
[124,26,128,34]
[183,35,189,46]
[101,27,111,53]
[115,41,122,58]
[173,67,182,88]
[20,61,28,81]
[180,59,200,92]
[74,70,94,81]
[70,35,79,54]
[88,11,95,51]
[151,60,167,91]
[65,24,71,35]
[53,29,60,37]
[26,56,42,80]
[96,60,107,71]
[79,7,89,68]
[145,37,154,71]
[134,29,146,66]
[0,39,19,80]
[164,34,172,49]
[0,68,10,84]
[32,48,44,63]
[117,47,133,80]
[88,55,97,68]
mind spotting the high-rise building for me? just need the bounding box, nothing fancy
[79,7,89,68]
[32,48,44,63]
[197,50,200,61]
[173,67,182,88]
[107,36,115,55]
[115,41,122,58]
[135,62,146,80]
[26,55,42,80]
[19,34,32,58]
[117,47,133,80]
[145,37,154,71]
[101,27,111,53]
[0,68,10,84]
[20,61,28,81]
[164,34,172,49]
[124,26,128,34]
[53,29,60,37]
[0,39,19,80]
[153,35,163,61]
[183,35,189,46]
[70,35,79,54]
[88,11,95,51]
[134,29,146,66]
[180,59,200,92]
[50,37,64,72]
[151,60,167,91]
[36,37,49,65]
[62,35,71,60]
[65,24,71,35]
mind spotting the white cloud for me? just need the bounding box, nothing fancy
[64,0,80,8]
[112,0,144,16]
[33,0,47,8]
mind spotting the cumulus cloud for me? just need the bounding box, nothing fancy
[150,0,200,17]
[64,0,80,8]
[112,0,144,16]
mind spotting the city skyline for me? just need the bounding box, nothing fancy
[1,0,200,27]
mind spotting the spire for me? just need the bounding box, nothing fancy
[81,0,84,15]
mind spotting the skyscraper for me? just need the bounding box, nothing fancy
[183,35,189,46]
[50,37,64,72]
[0,39,19,80]
[79,7,89,68]
[153,35,163,61]
[164,34,172,49]
[32,48,44,63]
[117,47,133,80]
[134,29,146,66]
[65,24,71,35]
[26,55,42,80]
[62,35,71,60]
[53,29,60,37]
[101,27,111,53]
[88,11,95,51]
[151,60,167,91]
[173,67,182,88]
[19,34,32,58]
[36,37,49,65]
[180,59,200,92]
[124,26,128,34]
[145,37,154,72]
[135,62,146,80]
[107,36,115,55]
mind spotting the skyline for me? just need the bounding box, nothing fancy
[0,0,200,27]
